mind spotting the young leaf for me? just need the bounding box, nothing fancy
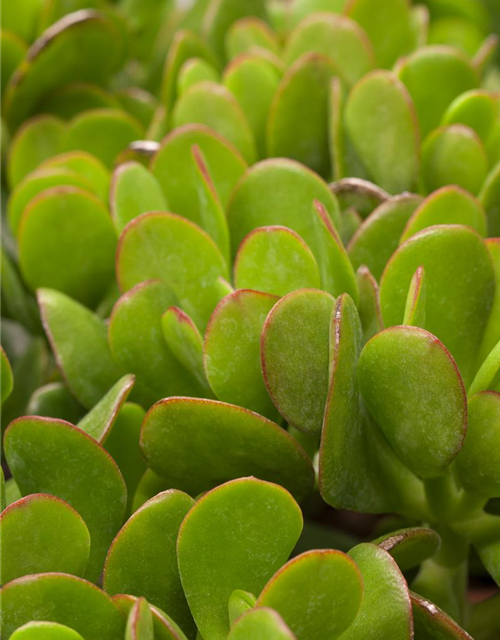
[225,17,280,59]
[228,590,256,625]
[114,595,189,640]
[234,226,321,296]
[126,598,154,640]
[403,266,426,327]
[256,550,363,640]
[204,289,279,419]
[0,494,90,584]
[4,417,127,581]
[0,573,125,640]
[442,90,497,142]
[1,347,14,405]
[104,490,195,638]
[116,213,228,330]
[38,288,124,409]
[177,477,303,640]
[228,608,296,639]
[10,621,85,640]
[261,288,335,435]
[140,397,314,501]
[356,266,383,342]
[357,326,467,478]
[344,71,420,194]
[110,162,167,234]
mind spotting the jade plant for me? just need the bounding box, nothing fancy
[1,0,500,638]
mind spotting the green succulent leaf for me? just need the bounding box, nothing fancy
[476,238,500,367]
[228,608,296,639]
[104,490,195,638]
[38,150,110,201]
[331,177,389,219]
[403,266,426,327]
[267,53,341,178]
[10,621,85,640]
[357,326,467,478]
[1,32,27,95]
[480,162,500,236]
[442,89,497,142]
[234,226,321,296]
[348,194,423,281]
[225,17,280,59]
[110,161,167,234]
[341,543,413,640]
[116,213,228,330]
[373,528,441,571]
[356,266,383,342]
[177,477,303,640]
[380,225,495,385]
[204,289,279,418]
[7,115,66,189]
[150,124,246,223]
[421,125,488,196]
[140,397,314,501]
[456,392,500,496]
[38,288,124,409]
[40,82,120,121]
[397,45,478,138]
[76,374,135,442]
[178,57,220,94]
[228,590,256,625]
[109,280,205,406]
[344,71,420,194]
[114,594,189,640]
[319,294,425,514]
[172,81,257,164]
[0,573,126,640]
[126,598,154,640]
[0,494,90,584]
[3,11,124,131]
[256,550,363,640]
[261,288,335,435]
[1,346,14,405]
[4,416,127,581]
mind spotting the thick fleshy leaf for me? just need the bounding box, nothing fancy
[411,592,474,639]
[150,124,246,221]
[397,45,478,138]
[162,307,210,394]
[285,13,374,86]
[19,187,117,307]
[77,374,135,442]
[225,17,280,59]
[7,115,66,189]
[38,150,110,201]
[442,90,497,143]
[126,598,154,640]
[481,162,500,236]
[204,289,279,418]
[38,288,124,409]
[340,544,413,640]
[477,239,500,368]
[348,194,422,281]
[261,288,335,435]
[403,266,426,327]
[345,0,413,68]
[374,528,441,571]
[4,417,127,581]
[114,595,189,640]
[177,477,303,640]
[356,266,383,342]
[104,490,195,638]
[109,281,204,406]
[1,347,14,405]
[401,186,487,242]
[0,494,90,583]
[234,226,321,296]
[319,295,426,514]
[202,0,267,61]
[10,621,85,640]
[1,30,27,95]
[140,397,314,501]
[456,392,500,496]
[267,53,340,178]
[228,608,296,640]
[40,82,120,121]
[177,57,220,94]
[0,573,126,640]
[468,592,500,640]
[27,382,80,424]
[380,225,495,385]
[227,159,342,285]
[344,71,419,194]
[256,550,363,640]
[63,109,143,169]
[110,161,167,234]
[116,213,228,330]
[172,81,257,164]
[331,177,389,219]
[228,590,256,625]
[421,125,488,196]
[358,326,467,478]
[453,511,500,585]
[3,11,123,131]
[8,167,95,235]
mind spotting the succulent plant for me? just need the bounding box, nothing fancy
[1,0,500,638]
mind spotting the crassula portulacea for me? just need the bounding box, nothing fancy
[1,0,500,638]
